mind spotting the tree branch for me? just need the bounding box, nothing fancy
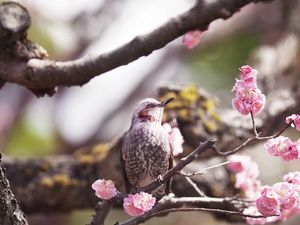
[89,200,112,225]
[0,0,273,96]
[116,195,259,225]
[0,154,28,225]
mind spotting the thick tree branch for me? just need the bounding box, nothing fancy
[0,0,273,96]
[0,154,28,225]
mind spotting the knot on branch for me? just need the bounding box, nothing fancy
[0,1,30,48]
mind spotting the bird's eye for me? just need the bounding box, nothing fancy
[146,103,156,108]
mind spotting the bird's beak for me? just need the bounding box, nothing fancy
[159,97,174,107]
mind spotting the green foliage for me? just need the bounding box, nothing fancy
[5,121,55,157]
[189,33,259,91]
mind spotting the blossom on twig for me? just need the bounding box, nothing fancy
[92,179,118,200]
[243,206,278,225]
[285,114,300,131]
[264,136,299,161]
[123,192,156,216]
[232,65,265,116]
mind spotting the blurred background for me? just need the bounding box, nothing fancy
[0,0,299,224]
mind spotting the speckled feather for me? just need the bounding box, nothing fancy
[121,99,172,197]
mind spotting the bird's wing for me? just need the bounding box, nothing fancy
[121,132,132,193]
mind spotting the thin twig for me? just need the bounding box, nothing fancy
[90,200,112,225]
[151,207,278,218]
[184,177,206,196]
[250,111,259,137]
[213,138,255,156]
[213,121,293,156]
[179,161,229,177]
[256,121,293,140]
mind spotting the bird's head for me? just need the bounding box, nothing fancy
[131,97,174,125]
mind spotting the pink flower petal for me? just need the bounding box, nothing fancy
[286,114,300,131]
[163,123,184,156]
[265,136,298,161]
[123,192,156,216]
[92,179,117,200]
[183,30,202,49]
[256,186,281,216]
[232,65,265,116]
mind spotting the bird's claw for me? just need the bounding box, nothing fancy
[157,175,164,183]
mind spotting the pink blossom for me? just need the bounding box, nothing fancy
[286,114,300,131]
[92,179,117,200]
[244,179,262,199]
[182,30,201,49]
[227,155,250,173]
[283,171,300,186]
[232,65,265,116]
[123,192,156,216]
[272,182,298,210]
[243,206,279,225]
[227,155,259,178]
[239,65,258,84]
[278,208,296,221]
[235,172,260,193]
[163,123,184,156]
[283,172,300,208]
[264,136,298,161]
[227,155,261,198]
[256,186,281,216]
[232,87,265,116]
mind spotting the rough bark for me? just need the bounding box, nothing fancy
[0,154,28,225]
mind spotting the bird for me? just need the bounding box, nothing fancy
[121,97,174,197]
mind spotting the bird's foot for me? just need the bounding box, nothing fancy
[157,175,164,183]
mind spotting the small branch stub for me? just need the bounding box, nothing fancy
[0,1,30,48]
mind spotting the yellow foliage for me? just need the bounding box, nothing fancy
[40,176,53,187]
[179,84,198,104]
[52,174,70,186]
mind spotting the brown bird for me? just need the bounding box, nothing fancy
[121,98,174,197]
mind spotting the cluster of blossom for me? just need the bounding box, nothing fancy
[182,30,202,49]
[263,113,300,161]
[241,172,300,224]
[92,179,156,216]
[245,171,300,224]
[232,65,265,116]
[227,157,300,224]
[230,66,300,224]
[264,136,300,161]
[227,155,261,199]
[163,123,184,156]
